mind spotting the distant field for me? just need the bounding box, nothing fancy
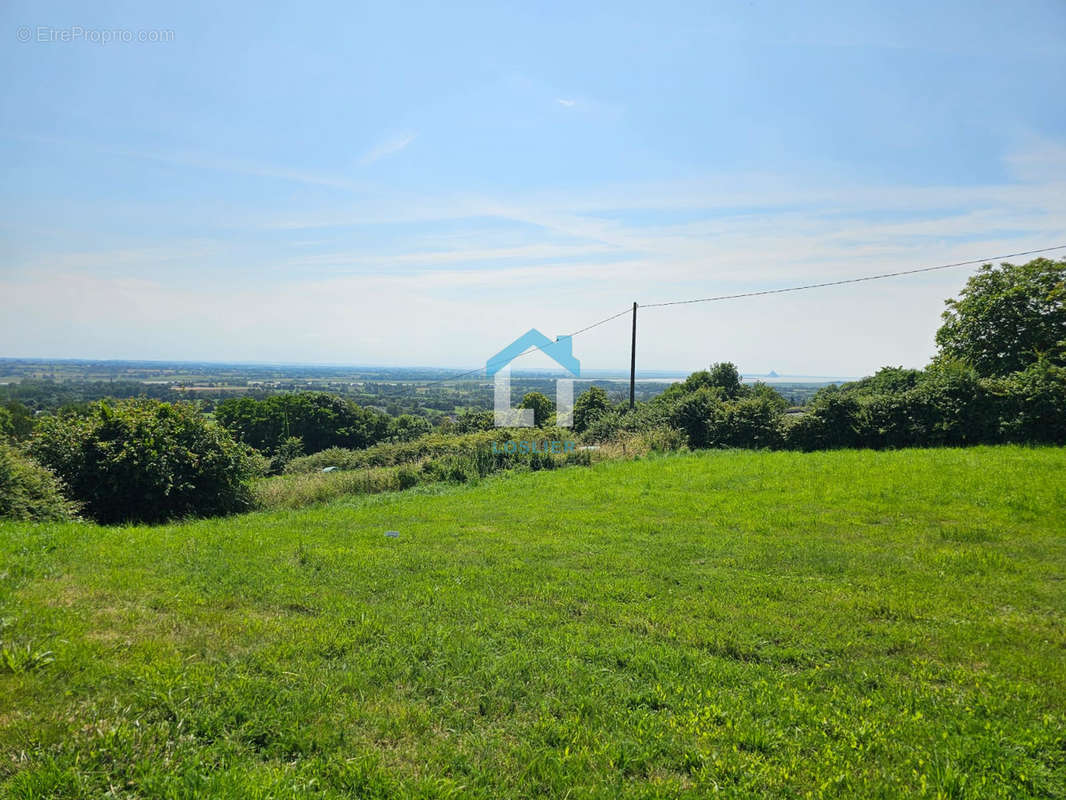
[2,447,1065,798]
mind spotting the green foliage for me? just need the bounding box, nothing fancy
[0,442,78,522]
[836,366,924,398]
[708,361,743,399]
[3,401,35,438]
[708,396,784,449]
[2,447,1065,798]
[519,391,555,427]
[747,381,789,411]
[935,257,1066,376]
[784,390,862,451]
[668,387,722,448]
[215,392,389,455]
[0,407,12,439]
[452,409,495,433]
[284,429,522,473]
[573,386,610,432]
[386,414,433,443]
[29,399,255,524]
[991,358,1066,443]
[268,436,305,475]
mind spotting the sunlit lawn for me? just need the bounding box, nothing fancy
[2,446,1065,798]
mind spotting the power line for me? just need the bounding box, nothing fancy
[416,242,1066,387]
[641,244,1066,309]
[420,306,633,386]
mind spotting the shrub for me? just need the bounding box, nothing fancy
[396,465,420,489]
[784,392,862,451]
[709,397,784,449]
[215,392,389,455]
[573,386,611,432]
[992,359,1066,444]
[669,388,722,448]
[0,443,78,522]
[30,400,256,524]
[388,414,434,443]
[519,392,555,427]
[270,436,305,475]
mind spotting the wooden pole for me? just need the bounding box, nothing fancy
[629,301,637,409]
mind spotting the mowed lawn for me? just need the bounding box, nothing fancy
[2,447,1065,799]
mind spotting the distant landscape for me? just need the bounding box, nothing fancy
[3,3,1065,796]
[0,357,842,416]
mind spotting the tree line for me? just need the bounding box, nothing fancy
[2,257,1062,524]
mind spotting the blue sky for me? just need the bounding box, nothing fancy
[2,0,1064,375]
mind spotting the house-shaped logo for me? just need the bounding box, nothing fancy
[486,329,580,427]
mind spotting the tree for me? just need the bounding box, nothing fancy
[215,392,389,454]
[573,386,610,432]
[935,258,1066,376]
[669,387,721,448]
[1,401,34,439]
[453,410,494,433]
[661,363,743,403]
[708,362,743,399]
[519,392,555,427]
[388,414,433,442]
[708,396,784,449]
[31,400,256,524]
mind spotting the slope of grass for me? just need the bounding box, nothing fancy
[1,446,1065,798]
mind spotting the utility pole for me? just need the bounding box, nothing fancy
[629,301,637,409]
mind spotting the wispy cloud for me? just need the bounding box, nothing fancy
[359,131,418,165]
[2,132,365,190]
[556,98,576,108]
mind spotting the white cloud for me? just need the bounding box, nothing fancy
[5,142,1065,374]
[358,131,418,165]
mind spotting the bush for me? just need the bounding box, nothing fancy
[669,388,722,448]
[269,436,305,475]
[784,392,862,451]
[573,386,611,432]
[993,359,1066,443]
[30,400,256,524]
[0,443,78,522]
[709,396,784,449]
[215,392,389,455]
[396,465,420,489]
[388,414,433,443]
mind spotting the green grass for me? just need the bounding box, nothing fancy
[2,446,1065,798]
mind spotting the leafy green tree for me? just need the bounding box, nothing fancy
[573,386,610,432]
[708,362,743,399]
[270,436,305,474]
[215,392,389,454]
[784,389,861,451]
[388,414,433,442]
[838,367,923,398]
[669,387,722,448]
[31,399,256,524]
[1,401,34,439]
[0,407,12,439]
[709,397,784,449]
[453,410,494,433]
[519,392,555,427]
[992,357,1066,444]
[748,382,788,411]
[935,258,1066,376]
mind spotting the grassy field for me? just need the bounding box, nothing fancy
[1,446,1065,798]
